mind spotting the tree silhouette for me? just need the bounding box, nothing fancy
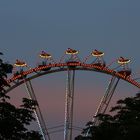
[0,98,43,140]
[75,93,140,140]
[0,54,42,140]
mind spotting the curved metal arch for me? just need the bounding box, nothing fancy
[4,62,140,94]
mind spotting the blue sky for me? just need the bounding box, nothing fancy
[1,1,140,139]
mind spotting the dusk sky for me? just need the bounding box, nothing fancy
[1,1,140,139]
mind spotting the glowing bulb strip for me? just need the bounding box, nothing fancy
[39,54,52,59]
[14,63,27,67]
[118,59,130,64]
[6,62,140,89]
[65,50,79,55]
[91,52,104,57]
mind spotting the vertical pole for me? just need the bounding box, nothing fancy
[64,69,75,140]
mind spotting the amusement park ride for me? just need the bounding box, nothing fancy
[1,48,140,140]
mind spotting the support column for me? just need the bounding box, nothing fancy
[86,76,120,137]
[64,69,75,140]
[93,76,120,125]
[24,80,51,140]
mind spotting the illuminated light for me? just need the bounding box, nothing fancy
[105,68,114,73]
[17,75,21,78]
[91,63,103,70]
[51,64,55,67]
[107,70,111,73]
[86,65,91,68]
[11,77,15,80]
[31,68,35,71]
[103,67,107,70]
[81,63,85,66]
[127,77,132,81]
[98,66,102,69]
[82,63,87,67]
[23,72,27,75]
[34,68,37,70]
[118,57,130,64]
[122,75,125,79]
[93,66,98,69]
[36,68,39,71]
[39,51,52,59]
[115,72,122,78]
[42,66,45,69]
[118,73,125,78]
[67,61,80,66]
[92,66,96,69]
[38,67,42,70]
[91,49,104,57]
[5,62,140,90]
[37,67,41,70]
[61,64,65,66]
[25,70,31,75]
[110,70,114,73]
[29,70,32,73]
[57,64,61,67]
[65,48,79,55]
[95,66,100,69]
[34,68,37,72]
[14,59,27,67]
[35,68,38,71]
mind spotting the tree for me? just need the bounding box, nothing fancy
[0,54,42,140]
[75,93,140,140]
[0,55,13,100]
[0,98,43,140]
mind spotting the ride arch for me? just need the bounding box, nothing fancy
[2,49,140,140]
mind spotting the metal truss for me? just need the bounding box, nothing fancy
[3,49,140,140]
[24,80,51,140]
[64,69,75,140]
[85,76,120,137]
[93,76,120,125]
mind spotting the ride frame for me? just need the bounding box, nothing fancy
[2,49,140,140]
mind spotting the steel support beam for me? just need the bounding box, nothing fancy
[24,80,51,140]
[86,76,120,137]
[93,76,120,124]
[64,69,75,140]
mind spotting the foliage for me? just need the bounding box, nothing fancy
[0,56,13,100]
[0,54,42,140]
[75,93,140,140]
[0,98,42,140]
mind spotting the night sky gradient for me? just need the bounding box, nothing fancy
[0,1,140,139]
